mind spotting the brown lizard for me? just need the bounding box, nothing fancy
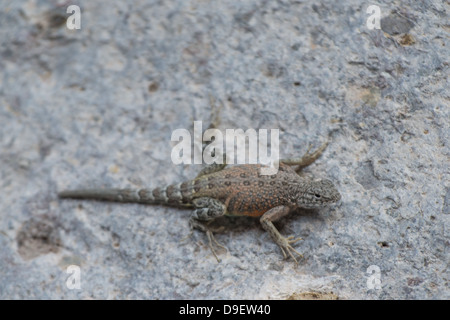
[59,141,341,263]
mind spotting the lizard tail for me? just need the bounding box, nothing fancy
[58,184,194,207]
[58,189,144,202]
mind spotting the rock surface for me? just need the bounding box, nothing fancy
[0,0,448,299]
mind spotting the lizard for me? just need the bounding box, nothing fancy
[58,141,341,263]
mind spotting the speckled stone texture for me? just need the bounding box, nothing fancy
[0,0,448,299]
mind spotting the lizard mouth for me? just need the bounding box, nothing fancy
[332,191,342,202]
[324,192,342,205]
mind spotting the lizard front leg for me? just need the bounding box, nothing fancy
[189,197,228,262]
[260,206,303,263]
[280,140,328,173]
[195,95,227,179]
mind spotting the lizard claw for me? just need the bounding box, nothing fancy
[286,235,303,244]
[278,236,304,263]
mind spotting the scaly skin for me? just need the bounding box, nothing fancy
[59,142,341,263]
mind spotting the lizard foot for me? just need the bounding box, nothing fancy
[206,229,228,263]
[189,217,228,262]
[277,236,303,264]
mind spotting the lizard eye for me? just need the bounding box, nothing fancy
[314,194,321,198]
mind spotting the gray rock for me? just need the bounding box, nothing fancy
[381,12,415,35]
[0,0,448,299]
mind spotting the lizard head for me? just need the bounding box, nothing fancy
[296,179,341,208]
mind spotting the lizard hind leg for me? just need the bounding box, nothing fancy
[189,197,228,262]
